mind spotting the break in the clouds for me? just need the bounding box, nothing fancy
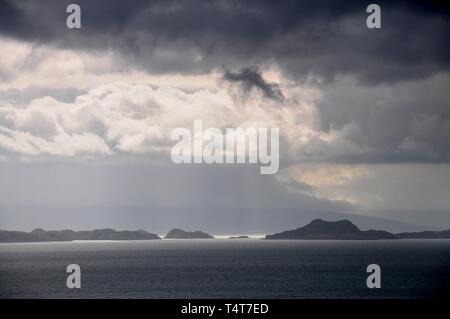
[0,1,450,230]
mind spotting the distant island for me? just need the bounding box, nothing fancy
[265,219,450,240]
[0,228,160,243]
[164,228,214,239]
[266,219,396,240]
[229,235,250,239]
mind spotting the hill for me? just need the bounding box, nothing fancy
[164,228,214,239]
[265,219,397,240]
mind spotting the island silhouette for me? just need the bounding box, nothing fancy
[164,228,214,239]
[1,219,449,243]
[265,219,450,240]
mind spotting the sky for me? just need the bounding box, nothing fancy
[0,0,450,233]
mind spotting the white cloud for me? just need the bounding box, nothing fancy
[0,77,379,173]
[0,77,328,161]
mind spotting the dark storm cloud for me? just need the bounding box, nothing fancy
[1,0,449,83]
[223,67,285,102]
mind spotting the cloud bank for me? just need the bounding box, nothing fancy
[1,1,450,229]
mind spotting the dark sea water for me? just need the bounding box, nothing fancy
[0,239,449,299]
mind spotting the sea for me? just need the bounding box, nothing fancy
[0,239,449,298]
